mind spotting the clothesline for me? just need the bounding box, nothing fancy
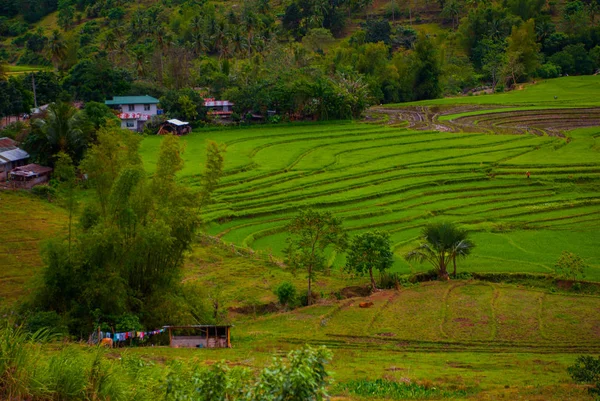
[100,328,166,342]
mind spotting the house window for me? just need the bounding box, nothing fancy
[144,104,151,111]
[126,121,135,128]
[128,104,135,111]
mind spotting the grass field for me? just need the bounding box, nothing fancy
[405,76,600,107]
[0,191,67,302]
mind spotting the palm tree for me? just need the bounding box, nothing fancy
[24,101,91,166]
[405,222,475,279]
[47,30,67,71]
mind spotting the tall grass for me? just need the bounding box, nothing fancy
[335,379,470,399]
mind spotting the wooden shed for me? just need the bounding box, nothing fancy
[158,119,192,136]
[9,164,52,189]
[165,325,231,348]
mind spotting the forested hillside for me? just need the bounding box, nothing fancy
[1,0,600,123]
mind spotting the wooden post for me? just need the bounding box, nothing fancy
[168,327,172,347]
[227,327,231,348]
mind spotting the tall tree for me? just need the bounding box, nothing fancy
[505,19,541,82]
[53,152,77,256]
[345,230,394,289]
[24,101,92,166]
[285,209,347,305]
[413,34,442,100]
[200,141,226,207]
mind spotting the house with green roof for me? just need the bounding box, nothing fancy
[105,95,161,132]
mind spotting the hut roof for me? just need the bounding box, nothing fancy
[10,163,52,178]
[0,148,29,164]
[105,95,160,106]
[166,119,189,126]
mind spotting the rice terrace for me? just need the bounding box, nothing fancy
[1,76,600,400]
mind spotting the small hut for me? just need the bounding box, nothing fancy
[165,325,231,348]
[158,119,192,136]
[9,164,52,189]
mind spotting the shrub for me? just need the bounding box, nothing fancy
[31,185,56,200]
[537,63,561,78]
[568,355,600,397]
[275,281,297,307]
[554,251,587,280]
[25,311,66,335]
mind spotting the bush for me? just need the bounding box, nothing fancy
[275,281,296,307]
[537,63,561,79]
[568,355,600,397]
[31,185,56,200]
[25,311,66,335]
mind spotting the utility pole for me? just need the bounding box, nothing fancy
[32,73,38,109]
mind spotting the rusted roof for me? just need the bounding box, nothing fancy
[0,137,17,151]
[10,163,52,177]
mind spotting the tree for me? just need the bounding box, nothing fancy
[302,28,335,53]
[505,19,541,82]
[24,101,92,166]
[62,59,132,102]
[53,152,77,256]
[405,222,474,279]
[37,129,200,333]
[177,95,198,121]
[275,281,297,308]
[200,141,226,207]
[285,209,347,305]
[568,355,600,397]
[554,251,587,280]
[80,125,142,217]
[83,101,118,131]
[57,0,75,30]
[413,34,442,100]
[481,40,507,90]
[345,230,394,290]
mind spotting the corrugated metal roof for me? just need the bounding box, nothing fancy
[0,137,17,150]
[10,163,52,177]
[0,148,29,162]
[105,95,160,106]
[167,119,189,126]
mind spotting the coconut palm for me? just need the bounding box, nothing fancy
[24,101,91,166]
[47,30,67,71]
[405,222,475,279]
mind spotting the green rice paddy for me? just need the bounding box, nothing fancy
[140,120,600,279]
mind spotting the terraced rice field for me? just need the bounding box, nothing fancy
[141,118,600,279]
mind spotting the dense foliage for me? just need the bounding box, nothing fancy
[30,126,208,334]
[1,0,598,123]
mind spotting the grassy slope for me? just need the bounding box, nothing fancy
[0,191,67,301]
[119,281,598,400]
[404,76,600,107]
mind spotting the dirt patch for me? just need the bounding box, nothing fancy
[340,285,371,298]
[228,302,278,315]
[377,332,397,337]
[453,317,475,327]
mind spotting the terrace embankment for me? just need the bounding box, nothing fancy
[367,105,600,137]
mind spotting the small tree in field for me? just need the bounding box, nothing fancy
[285,209,347,305]
[200,140,226,207]
[555,251,587,280]
[405,222,474,279]
[345,230,394,290]
[275,281,297,309]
